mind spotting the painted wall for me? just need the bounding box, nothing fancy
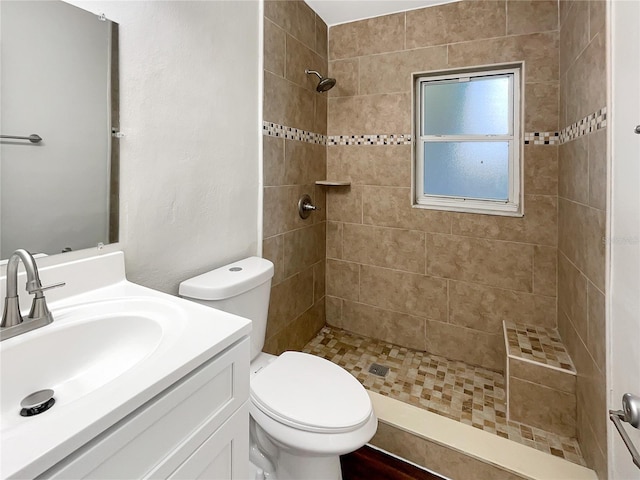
[325,0,559,372]
[63,0,261,294]
[261,0,328,353]
[557,1,608,477]
[1,0,110,258]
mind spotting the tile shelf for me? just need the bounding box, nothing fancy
[315,180,351,186]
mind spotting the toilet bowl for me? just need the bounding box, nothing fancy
[179,257,377,480]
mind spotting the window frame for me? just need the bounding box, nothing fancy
[412,63,524,217]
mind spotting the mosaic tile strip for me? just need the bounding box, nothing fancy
[504,321,576,373]
[303,326,585,467]
[524,131,560,145]
[559,107,607,144]
[262,122,326,144]
[327,134,413,146]
[263,107,606,148]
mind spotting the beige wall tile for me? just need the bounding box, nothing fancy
[587,281,606,373]
[525,82,559,132]
[428,234,534,292]
[329,13,405,60]
[449,280,556,334]
[523,145,558,196]
[359,265,448,320]
[558,198,606,290]
[286,34,326,92]
[283,223,325,277]
[509,377,576,437]
[534,245,557,297]
[325,295,342,327]
[451,195,557,246]
[294,1,317,51]
[314,94,328,135]
[326,186,363,224]
[426,319,505,370]
[342,223,426,274]
[371,422,428,466]
[326,259,359,301]
[264,18,285,76]
[557,252,588,343]
[284,139,326,185]
[509,358,576,393]
[342,300,427,351]
[265,299,325,355]
[447,32,559,84]
[264,71,315,131]
[588,128,607,210]
[327,93,411,135]
[559,136,589,204]
[264,185,316,237]
[564,33,606,126]
[327,145,411,187]
[326,221,343,259]
[405,1,507,49]
[315,14,328,59]
[266,265,314,339]
[313,260,325,302]
[507,0,558,36]
[263,135,285,186]
[362,186,452,233]
[359,46,448,95]
[578,417,608,480]
[262,234,284,286]
[264,0,298,38]
[559,0,589,75]
[328,59,359,98]
[589,1,606,40]
[312,183,327,224]
[559,0,574,27]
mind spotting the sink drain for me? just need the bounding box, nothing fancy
[20,389,55,417]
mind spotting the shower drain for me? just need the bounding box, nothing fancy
[368,363,389,377]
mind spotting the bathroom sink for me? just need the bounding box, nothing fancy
[0,252,252,479]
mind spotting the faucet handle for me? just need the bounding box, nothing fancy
[29,282,66,295]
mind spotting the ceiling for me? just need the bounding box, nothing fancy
[305,0,459,27]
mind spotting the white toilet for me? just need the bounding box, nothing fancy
[179,257,377,480]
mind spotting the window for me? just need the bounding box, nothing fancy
[414,65,522,216]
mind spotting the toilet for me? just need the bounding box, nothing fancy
[179,257,377,480]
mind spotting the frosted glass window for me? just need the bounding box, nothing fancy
[422,76,511,136]
[414,65,522,216]
[423,142,509,200]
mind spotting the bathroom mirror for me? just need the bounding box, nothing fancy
[0,0,119,259]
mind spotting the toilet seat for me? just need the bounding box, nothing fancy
[250,351,372,434]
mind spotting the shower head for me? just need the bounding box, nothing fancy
[305,69,336,92]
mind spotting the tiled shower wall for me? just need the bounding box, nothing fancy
[325,0,560,371]
[261,0,328,353]
[557,1,607,477]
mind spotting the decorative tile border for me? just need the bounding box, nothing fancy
[559,107,607,144]
[327,134,412,146]
[262,121,326,144]
[263,108,606,148]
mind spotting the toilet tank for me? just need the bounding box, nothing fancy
[179,257,274,361]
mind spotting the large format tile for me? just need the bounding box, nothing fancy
[427,234,534,292]
[326,185,363,224]
[264,71,315,131]
[284,139,326,185]
[447,32,559,84]
[559,135,589,205]
[329,12,405,60]
[327,145,411,187]
[326,259,359,301]
[283,222,325,277]
[285,33,326,92]
[559,0,589,75]
[588,128,607,211]
[405,1,506,48]
[507,0,558,36]
[328,93,411,135]
[449,281,555,334]
[342,223,426,274]
[328,59,359,98]
[359,265,447,320]
[263,135,285,187]
[264,18,285,76]
[358,46,448,95]
[524,145,558,196]
[262,234,284,286]
[557,252,588,342]
[525,82,559,132]
[534,245,558,297]
[326,221,343,259]
[266,265,314,338]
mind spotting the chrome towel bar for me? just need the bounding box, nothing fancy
[610,393,640,469]
[0,134,43,143]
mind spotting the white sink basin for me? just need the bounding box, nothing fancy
[0,252,251,479]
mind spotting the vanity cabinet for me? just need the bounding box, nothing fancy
[37,338,250,479]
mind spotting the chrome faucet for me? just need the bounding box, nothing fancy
[1,249,65,341]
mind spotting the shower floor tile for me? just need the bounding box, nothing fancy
[302,326,586,467]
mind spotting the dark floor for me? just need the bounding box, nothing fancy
[341,446,446,480]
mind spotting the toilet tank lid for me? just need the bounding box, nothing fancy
[179,256,274,301]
